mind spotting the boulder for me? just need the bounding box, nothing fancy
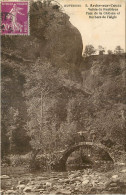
[6,190,17,194]
[17,184,26,190]
[82,179,89,186]
[1,175,10,179]
[23,186,33,192]
[110,183,117,187]
[18,179,29,185]
[56,189,71,194]
[111,175,118,179]
[120,169,126,173]
[45,181,53,187]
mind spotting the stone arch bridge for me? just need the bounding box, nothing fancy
[52,142,114,171]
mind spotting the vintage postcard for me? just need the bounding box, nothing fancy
[1,0,126,194]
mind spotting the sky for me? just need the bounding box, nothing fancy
[57,0,125,53]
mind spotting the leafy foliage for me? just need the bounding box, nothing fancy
[114,46,124,54]
[107,50,113,55]
[1,59,31,157]
[83,45,96,57]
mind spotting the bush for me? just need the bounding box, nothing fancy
[9,153,31,167]
[2,156,11,166]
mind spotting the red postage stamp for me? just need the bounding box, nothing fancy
[1,1,29,35]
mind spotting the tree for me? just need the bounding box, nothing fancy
[98,45,105,55]
[83,45,96,57]
[8,107,31,154]
[1,61,31,157]
[114,46,124,54]
[25,59,63,153]
[1,121,10,158]
[107,50,113,55]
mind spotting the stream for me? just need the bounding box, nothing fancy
[1,161,126,194]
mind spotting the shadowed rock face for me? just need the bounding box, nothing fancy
[43,22,83,66]
[2,1,83,66]
[30,1,83,65]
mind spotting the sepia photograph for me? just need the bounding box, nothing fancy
[1,0,126,194]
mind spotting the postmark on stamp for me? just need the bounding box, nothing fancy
[1,1,29,35]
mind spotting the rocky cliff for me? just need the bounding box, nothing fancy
[2,1,83,65]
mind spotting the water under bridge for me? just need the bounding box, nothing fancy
[52,142,114,171]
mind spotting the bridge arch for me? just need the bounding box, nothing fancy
[52,142,114,171]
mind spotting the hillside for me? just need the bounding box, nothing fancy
[80,54,126,153]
